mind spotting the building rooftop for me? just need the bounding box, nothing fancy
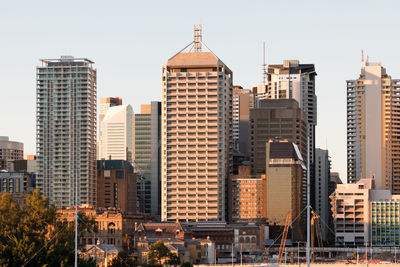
[97,160,133,172]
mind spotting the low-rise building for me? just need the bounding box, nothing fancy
[228,165,266,223]
[57,206,146,249]
[0,136,23,171]
[0,171,36,205]
[331,176,400,246]
[81,244,121,267]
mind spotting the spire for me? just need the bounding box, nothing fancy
[262,41,267,84]
[193,24,202,52]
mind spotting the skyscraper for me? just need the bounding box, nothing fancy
[161,26,233,222]
[99,104,133,161]
[36,56,97,208]
[347,62,400,192]
[315,148,331,240]
[133,102,161,218]
[232,86,254,156]
[267,60,317,205]
[250,99,307,174]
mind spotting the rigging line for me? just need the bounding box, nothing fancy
[23,222,70,267]
[265,206,308,251]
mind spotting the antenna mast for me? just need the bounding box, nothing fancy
[194,25,202,52]
[262,41,267,84]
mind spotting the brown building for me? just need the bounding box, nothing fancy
[250,99,307,174]
[134,222,189,240]
[265,139,306,241]
[184,222,265,255]
[97,160,137,214]
[57,206,144,249]
[228,165,266,223]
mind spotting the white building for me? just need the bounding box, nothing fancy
[99,104,133,162]
[36,56,97,208]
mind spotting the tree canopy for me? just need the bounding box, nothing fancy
[0,189,97,266]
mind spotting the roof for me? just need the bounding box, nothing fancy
[269,141,303,161]
[167,52,219,68]
[97,160,133,172]
[136,222,184,234]
[85,244,121,253]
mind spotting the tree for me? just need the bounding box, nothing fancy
[147,241,171,265]
[0,190,97,266]
[166,252,180,267]
[123,233,132,253]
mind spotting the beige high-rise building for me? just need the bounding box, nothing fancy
[161,26,233,222]
[347,62,400,192]
[265,139,306,241]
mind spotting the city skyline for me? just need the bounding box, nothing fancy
[2,1,400,181]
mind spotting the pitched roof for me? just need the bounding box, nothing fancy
[167,52,219,68]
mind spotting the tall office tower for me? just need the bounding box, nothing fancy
[250,99,307,174]
[315,148,331,240]
[133,102,161,218]
[267,60,317,206]
[161,26,233,222]
[36,56,97,208]
[347,62,400,192]
[0,136,23,171]
[232,86,254,156]
[99,104,133,161]
[265,139,306,241]
[98,97,123,159]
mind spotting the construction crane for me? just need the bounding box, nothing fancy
[311,210,323,262]
[132,160,146,214]
[277,212,291,264]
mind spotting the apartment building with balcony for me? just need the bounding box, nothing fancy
[36,56,97,208]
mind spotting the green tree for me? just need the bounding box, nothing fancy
[0,189,97,266]
[166,252,180,267]
[147,240,170,265]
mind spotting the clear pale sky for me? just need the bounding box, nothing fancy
[1,0,400,181]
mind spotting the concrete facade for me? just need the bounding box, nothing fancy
[161,43,233,221]
[347,63,400,193]
[96,160,137,214]
[265,140,306,241]
[250,99,307,174]
[0,136,23,171]
[36,56,97,208]
[228,165,266,223]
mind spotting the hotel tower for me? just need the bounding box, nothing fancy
[161,26,233,221]
[347,61,400,192]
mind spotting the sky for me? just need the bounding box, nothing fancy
[1,0,400,182]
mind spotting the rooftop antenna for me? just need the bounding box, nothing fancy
[194,24,202,52]
[361,49,364,69]
[262,41,267,84]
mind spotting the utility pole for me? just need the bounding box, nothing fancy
[232,243,234,266]
[306,124,311,267]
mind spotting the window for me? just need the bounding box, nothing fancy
[116,171,124,179]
